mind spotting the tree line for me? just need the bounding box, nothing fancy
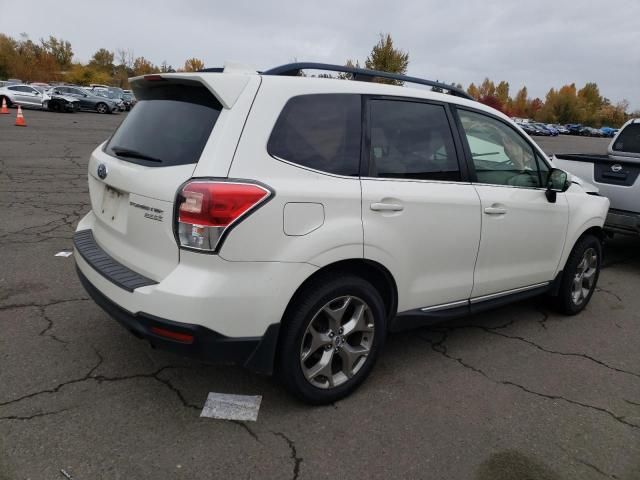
[0,32,634,127]
[466,79,630,128]
[0,33,204,87]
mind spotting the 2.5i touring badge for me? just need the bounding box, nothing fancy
[130,200,164,222]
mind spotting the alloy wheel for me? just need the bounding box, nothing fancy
[300,296,375,389]
[571,247,598,305]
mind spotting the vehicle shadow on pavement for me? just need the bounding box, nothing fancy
[602,235,640,270]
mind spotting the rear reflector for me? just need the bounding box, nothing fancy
[150,326,194,344]
[176,180,272,252]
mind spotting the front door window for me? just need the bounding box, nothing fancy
[458,109,548,188]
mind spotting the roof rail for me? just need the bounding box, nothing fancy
[261,62,473,100]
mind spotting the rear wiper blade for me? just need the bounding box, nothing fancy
[111,147,163,163]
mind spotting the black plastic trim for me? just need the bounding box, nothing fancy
[77,267,280,372]
[605,209,640,235]
[359,94,371,177]
[390,282,554,332]
[469,284,549,316]
[390,304,469,332]
[73,230,157,292]
[262,62,474,100]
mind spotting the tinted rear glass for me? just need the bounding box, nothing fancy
[106,83,221,167]
[268,94,361,176]
[369,100,460,181]
[613,123,640,154]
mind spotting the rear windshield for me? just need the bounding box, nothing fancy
[612,123,640,154]
[105,83,221,167]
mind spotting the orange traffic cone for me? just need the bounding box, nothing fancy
[0,98,8,114]
[15,105,26,127]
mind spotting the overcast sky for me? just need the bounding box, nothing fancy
[2,0,638,109]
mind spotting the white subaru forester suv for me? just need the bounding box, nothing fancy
[74,62,609,404]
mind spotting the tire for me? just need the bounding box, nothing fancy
[553,234,602,315]
[50,101,62,113]
[96,103,108,114]
[278,274,386,404]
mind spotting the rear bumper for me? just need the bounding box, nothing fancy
[73,219,317,372]
[606,209,640,236]
[77,266,280,373]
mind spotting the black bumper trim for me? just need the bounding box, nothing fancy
[73,229,157,292]
[606,209,640,235]
[77,267,280,373]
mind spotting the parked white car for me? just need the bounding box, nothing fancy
[74,62,609,403]
[553,118,640,236]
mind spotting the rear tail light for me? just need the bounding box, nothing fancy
[176,180,272,252]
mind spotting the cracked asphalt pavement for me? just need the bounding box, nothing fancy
[1,110,640,479]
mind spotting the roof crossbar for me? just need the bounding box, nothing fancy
[261,62,473,100]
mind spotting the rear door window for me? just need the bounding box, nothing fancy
[105,83,222,167]
[613,124,640,154]
[268,94,361,176]
[368,99,461,181]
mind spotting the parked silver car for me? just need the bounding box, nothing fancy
[90,87,126,111]
[0,84,47,109]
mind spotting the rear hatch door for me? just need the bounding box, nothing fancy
[86,73,259,281]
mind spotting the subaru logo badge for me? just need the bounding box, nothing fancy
[611,164,622,173]
[97,163,108,179]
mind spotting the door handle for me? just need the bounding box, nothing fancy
[484,207,507,215]
[370,202,404,212]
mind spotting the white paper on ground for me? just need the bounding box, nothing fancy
[200,392,262,422]
[55,251,73,257]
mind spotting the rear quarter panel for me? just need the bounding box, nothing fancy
[221,77,363,265]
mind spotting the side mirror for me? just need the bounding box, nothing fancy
[545,168,569,203]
